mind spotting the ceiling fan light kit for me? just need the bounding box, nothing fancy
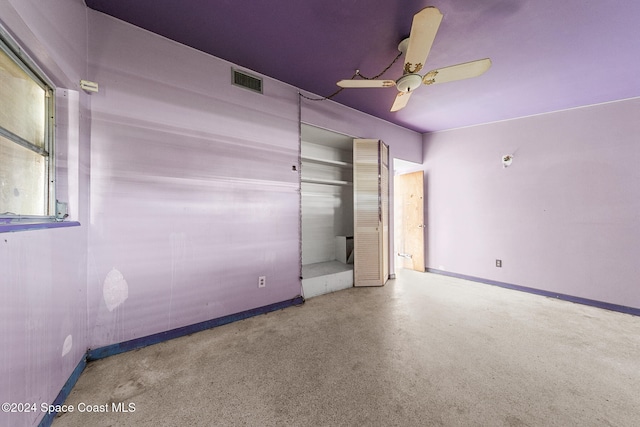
[396,73,423,92]
[336,6,491,112]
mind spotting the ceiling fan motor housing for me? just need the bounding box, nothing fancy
[396,73,423,92]
[336,8,490,112]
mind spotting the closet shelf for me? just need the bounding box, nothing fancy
[301,155,352,168]
[301,177,353,186]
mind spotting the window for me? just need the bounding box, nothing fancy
[0,31,54,220]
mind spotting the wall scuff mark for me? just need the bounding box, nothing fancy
[62,334,73,357]
[103,268,129,311]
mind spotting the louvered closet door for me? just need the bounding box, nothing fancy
[353,139,389,287]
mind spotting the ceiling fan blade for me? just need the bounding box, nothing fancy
[422,58,492,85]
[337,79,396,88]
[404,7,443,74]
[390,91,413,112]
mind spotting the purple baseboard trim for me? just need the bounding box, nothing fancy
[38,356,87,427]
[38,296,303,425]
[87,296,304,361]
[426,268,640,317]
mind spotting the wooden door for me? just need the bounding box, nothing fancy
[395,171,425,272]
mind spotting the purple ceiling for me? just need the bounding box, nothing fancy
[85,0,640,133]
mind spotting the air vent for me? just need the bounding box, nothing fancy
[231,68,263,94]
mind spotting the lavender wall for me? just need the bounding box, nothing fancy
[422,98,640,308]
[0,3,422,424]
[0,1,90,426]
[85,11,423,348]
[86,11,301,347]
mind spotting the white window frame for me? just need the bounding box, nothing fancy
[0,26,56,223]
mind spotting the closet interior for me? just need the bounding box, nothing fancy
[300,124,354,298]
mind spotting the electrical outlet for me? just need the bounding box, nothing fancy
[258,276,266,288]
[496,259,502,268]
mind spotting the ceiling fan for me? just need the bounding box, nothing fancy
[336,6,491,112]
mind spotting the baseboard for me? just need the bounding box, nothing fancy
[37,296,304,426]
[38,356,87,427]
[87,296,304,360]
[426,268,640,317]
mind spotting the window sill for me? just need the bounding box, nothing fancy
[0,220,81,233]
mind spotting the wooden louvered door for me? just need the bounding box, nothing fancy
[353,139,389,287]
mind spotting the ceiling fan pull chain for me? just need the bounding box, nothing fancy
[300,51,402,102]
[358,51,403,80]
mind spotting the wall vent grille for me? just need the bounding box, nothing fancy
[231,68,263,94]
